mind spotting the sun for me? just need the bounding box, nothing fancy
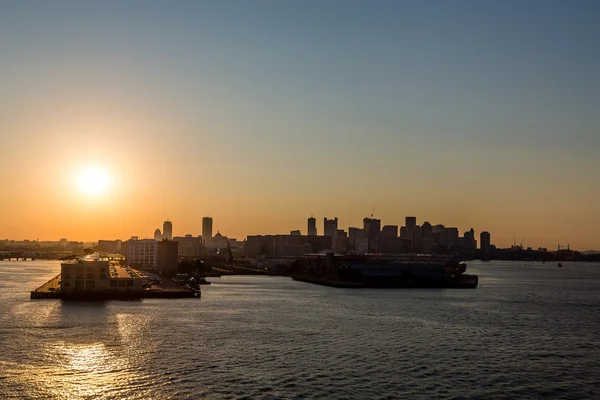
[77,167,110,195]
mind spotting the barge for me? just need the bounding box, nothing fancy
[292,253,478,289]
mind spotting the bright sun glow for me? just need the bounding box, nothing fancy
[77,167,110,195]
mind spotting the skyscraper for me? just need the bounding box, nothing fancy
[163,220,173,240]
[307,216,317,236]
[480,231,491,260]
[380,225,398,240]
[463,228,477,256]
[202,217,213,241]
[323,217,338,238]
[421,221,433,239]
[154,228,162,241]
[363,218,381,239]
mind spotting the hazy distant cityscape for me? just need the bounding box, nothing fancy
[2,214,597,264]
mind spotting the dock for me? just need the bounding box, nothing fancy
[30,274,200,300]
[292,275,367,288]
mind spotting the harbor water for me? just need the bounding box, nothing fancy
[1,260,599,399]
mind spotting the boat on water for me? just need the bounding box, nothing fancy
[293,253,478,289]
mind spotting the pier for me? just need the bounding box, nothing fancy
[0,251,39,261]
[30,274,200,300]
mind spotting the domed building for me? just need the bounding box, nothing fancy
[211,231,228,249]
[154,229,162,241]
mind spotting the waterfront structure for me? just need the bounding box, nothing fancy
[480,231,491,260]
[421,238,434,254]
[308,216,317,236]
[324,218,338,238]
[60,253,144,292]
[293,254,478,289]
[96,240,122,254]
[173,235,202,258]
[126,237,158,269]
[154,229,162,241]
[163,221,173,240]
[158,240,179,275]
[334,235,348,254]
[202,217,213,243]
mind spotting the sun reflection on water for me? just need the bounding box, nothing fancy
[2,309,159,400]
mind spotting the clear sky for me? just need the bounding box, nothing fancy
[1,0,599,249]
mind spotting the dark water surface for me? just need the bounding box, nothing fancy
[1,260,599,399]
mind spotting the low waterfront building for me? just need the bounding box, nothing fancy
[60,253,144,292]
[126,237,158,269]
[158,240,179,275]
[173,235,202,258]
[96,239,122,254]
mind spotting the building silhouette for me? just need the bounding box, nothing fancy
[154,229,162,241]
[158,240,178,275]
[421,221,433,239]
[96,239,122,254]
[126,237,158,269]
[202,217,213,242]
[162,221,173,240]
[463,228,477,257]
[381,225,398,240]
[480,231,491,260]
[307,216,317,236]
[323,217,338,239]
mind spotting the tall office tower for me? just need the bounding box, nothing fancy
[202,217,213,241]
[163,220,173,240]
[363,218,381,239]
[405,216,417,230]
[445,227,459,248]
[308,216,317,236]
[480,231,491,260]
[421,221,433,239]
[154,228,162,241]
[463,228,477,255]
[323,217,338,238]
[381,225,398,240]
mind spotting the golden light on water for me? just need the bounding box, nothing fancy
[0,309,157,400]
[77,167,110,196]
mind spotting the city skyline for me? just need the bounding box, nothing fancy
[1,212,593,251]
[1,1,599,250]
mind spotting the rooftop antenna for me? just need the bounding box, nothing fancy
[371,205,375,218]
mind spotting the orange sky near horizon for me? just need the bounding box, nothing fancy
[1,2,599,251]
